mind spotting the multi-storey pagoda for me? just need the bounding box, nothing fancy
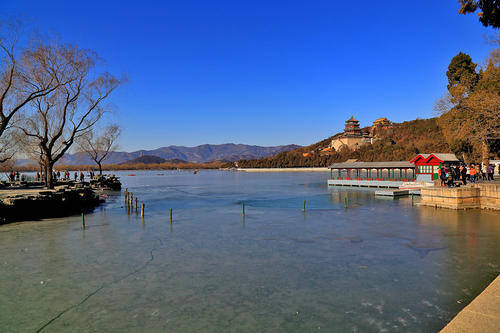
[329,116,373,151]
[344,116,362,137]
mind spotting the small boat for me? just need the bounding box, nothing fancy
[193,169,199,174]
[128,174,136,176]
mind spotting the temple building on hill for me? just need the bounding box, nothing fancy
[328,116,393,151]
[370,117,392,135]
[330,116,374,151]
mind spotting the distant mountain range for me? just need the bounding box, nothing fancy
[120,156,187,165]
[16,143,300,166]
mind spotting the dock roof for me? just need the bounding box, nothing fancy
[328,161,412,169]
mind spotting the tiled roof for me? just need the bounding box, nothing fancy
[328,161,412,169]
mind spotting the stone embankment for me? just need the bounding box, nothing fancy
[420,182,500,210]
[90,174,122,190]
[441,274,500,332]
[0,185,103,224]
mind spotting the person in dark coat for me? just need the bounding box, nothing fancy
[487,164,494,181]
[460,165,467,185]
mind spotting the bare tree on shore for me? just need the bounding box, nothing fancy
[0,20,61,162]
[77,124,120,175]
[16,41,122,188]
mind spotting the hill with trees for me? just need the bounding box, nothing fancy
[236,117,455,168]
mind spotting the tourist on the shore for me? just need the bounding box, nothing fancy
[74,172,78,181]
[487,164,494,181]
[15,171,19,181]
[475,164,481,182]
[481,163,487,180]
[460,165,467,185]
[79,171,84,182]
[446,169,454,187]
[470,164,476,183]
[36,172,40,181]
[439,167,446,186]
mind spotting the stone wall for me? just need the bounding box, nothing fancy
[420,183,500,211]
[476,183,500,211]
[420,187,481,209]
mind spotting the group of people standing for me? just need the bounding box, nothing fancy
[34,170,96,183]
[439,162,497,187]
[7,171,23,182]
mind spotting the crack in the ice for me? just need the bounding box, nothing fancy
[35,238,164,332]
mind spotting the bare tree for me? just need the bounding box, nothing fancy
[13,130,44,177]
[0,20,60,161]
[78,124,120,175]
[17,41,122,188]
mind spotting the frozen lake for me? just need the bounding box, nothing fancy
[1,170,499,332]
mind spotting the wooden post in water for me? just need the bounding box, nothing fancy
[344,197,348,209]
[302,200,306,212]
[130,193,133,206]
[141,203,145,217]
[242,203,245,217]
[411,193,414,206]
[135,197,138,212]
[170,208,173,223]
[82,213,85,229]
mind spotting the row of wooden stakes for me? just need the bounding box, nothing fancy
[124,189,145,217]
[124,189,174,223]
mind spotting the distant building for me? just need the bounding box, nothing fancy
[370,117,392,135]
[330,116,374,151]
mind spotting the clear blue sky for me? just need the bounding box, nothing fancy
[1,1,496,151]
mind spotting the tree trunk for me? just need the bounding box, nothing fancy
[44,160,54,189]
[98,162,102,175]
[482,140,490,166]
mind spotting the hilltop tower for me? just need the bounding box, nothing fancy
[344,116,362,137]
[329,115,374,151]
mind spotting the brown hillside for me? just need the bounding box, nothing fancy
[237,118,452,168]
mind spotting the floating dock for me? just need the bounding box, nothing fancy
[375,189,409,197]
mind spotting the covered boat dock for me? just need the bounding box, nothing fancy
[328,161,415,188]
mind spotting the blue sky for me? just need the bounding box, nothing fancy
[1,1,496,151]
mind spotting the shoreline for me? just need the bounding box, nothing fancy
[0,184,104,224]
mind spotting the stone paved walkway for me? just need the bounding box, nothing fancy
[441,274,500,332]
